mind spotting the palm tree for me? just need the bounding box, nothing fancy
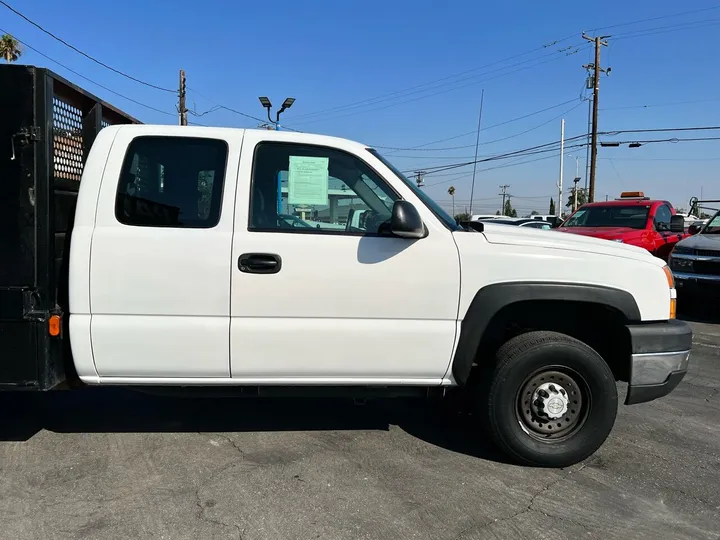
[448,186,456,216]
[0,34,22,63]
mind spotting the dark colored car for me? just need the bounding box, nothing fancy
[668,207,720,300]
[478,218,553,230]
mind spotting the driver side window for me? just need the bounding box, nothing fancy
[654,204,672,231]
[249,142,398,234]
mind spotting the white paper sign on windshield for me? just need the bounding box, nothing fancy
[288,156,329,206]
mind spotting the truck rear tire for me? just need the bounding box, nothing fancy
[479,331,617,468]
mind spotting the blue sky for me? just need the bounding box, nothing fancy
[3,0,719,215]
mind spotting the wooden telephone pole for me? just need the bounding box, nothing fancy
[178,69,188,126]
[582,34,610,203]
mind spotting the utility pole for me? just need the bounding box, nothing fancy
[573,177,580,212]
[499,184,510,215]
[415,171,426,188]
[582,34,610,203]
[178,70,188,126]
[584,97,592,194]
[469,89,485,215]
[557,119,565,217]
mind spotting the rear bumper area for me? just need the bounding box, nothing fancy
[625,320,692,405]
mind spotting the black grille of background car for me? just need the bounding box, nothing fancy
[693,260,720,275]
[695,249,720,257]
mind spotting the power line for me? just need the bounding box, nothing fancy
[290,47,588,126]
[602,125,720,135]
[424,152,574,188]
[0,28,175,117]
[274,6,720,126]
[418,131,720,183]
[420,142,590,180]
[612,17,720,39]
[587,5,720,32]
[404,134,590,173]
[374,98,583,152]
[189,104,267,125]
[185,89,303,131]
[0,0,175,93]
[287,34,580,122]
[599,156,720,161]
[606,136,720,144]
[601,98,720,110]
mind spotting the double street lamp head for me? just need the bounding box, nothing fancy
[258,96,296,127]
[258,96,296,112]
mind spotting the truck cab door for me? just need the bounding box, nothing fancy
[228,132,461,383]
[652,204,680,260]
[87,128,241,380]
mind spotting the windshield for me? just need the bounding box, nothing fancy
[563,205,650,229]
[702,210,720,233]
[368,149,462,231]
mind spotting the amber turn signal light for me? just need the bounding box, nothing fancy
[48,314,61,337]
[663,265,674,289]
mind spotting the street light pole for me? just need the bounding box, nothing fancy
[259,96,296,214]
[573,177,580,211]
[557,119,565,218]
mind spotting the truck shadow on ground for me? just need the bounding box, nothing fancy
[0,388,511,464]
[678,307,720,325]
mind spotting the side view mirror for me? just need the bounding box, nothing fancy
[688,224,701,235]
[669,215,685,233]
[390,200,425,239]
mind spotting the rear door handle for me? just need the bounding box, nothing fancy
[238,253,282,274]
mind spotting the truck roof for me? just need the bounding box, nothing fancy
[104,124,373,155]
[579,198,667,208]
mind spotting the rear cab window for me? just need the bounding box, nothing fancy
[115,136,228,228]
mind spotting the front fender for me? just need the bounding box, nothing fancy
[451,282,642,385]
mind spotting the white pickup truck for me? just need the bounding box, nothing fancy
[0,107,692,467]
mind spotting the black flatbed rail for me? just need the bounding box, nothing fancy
[0,65,139,390]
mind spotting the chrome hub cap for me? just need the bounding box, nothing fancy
[532,382,569,419]
[517,369,586,439]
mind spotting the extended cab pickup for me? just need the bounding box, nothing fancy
[0,81,693,468]
[558,192,688,260]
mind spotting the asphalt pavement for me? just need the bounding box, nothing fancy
[0,318,718,540]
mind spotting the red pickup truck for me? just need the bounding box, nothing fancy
[558,192,688,260]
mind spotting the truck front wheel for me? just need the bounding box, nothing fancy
[479,331,618,467]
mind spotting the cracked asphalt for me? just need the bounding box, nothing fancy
[0,318,718,540]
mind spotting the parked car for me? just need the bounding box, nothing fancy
[557,191,688,260]
[0,65,692,468]
[668,205,720,301]
[471,214,505,221]
[528,214,564,228]
[478,217,553,230]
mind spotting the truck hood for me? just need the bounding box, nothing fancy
[476,223,663,265]
[556,226,636,241]
[676,232,720,250]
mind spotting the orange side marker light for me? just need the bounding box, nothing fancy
[49,314,61,337]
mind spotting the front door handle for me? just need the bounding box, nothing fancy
[238,253,282,274]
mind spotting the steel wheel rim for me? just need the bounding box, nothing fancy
[515,366,590,441]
